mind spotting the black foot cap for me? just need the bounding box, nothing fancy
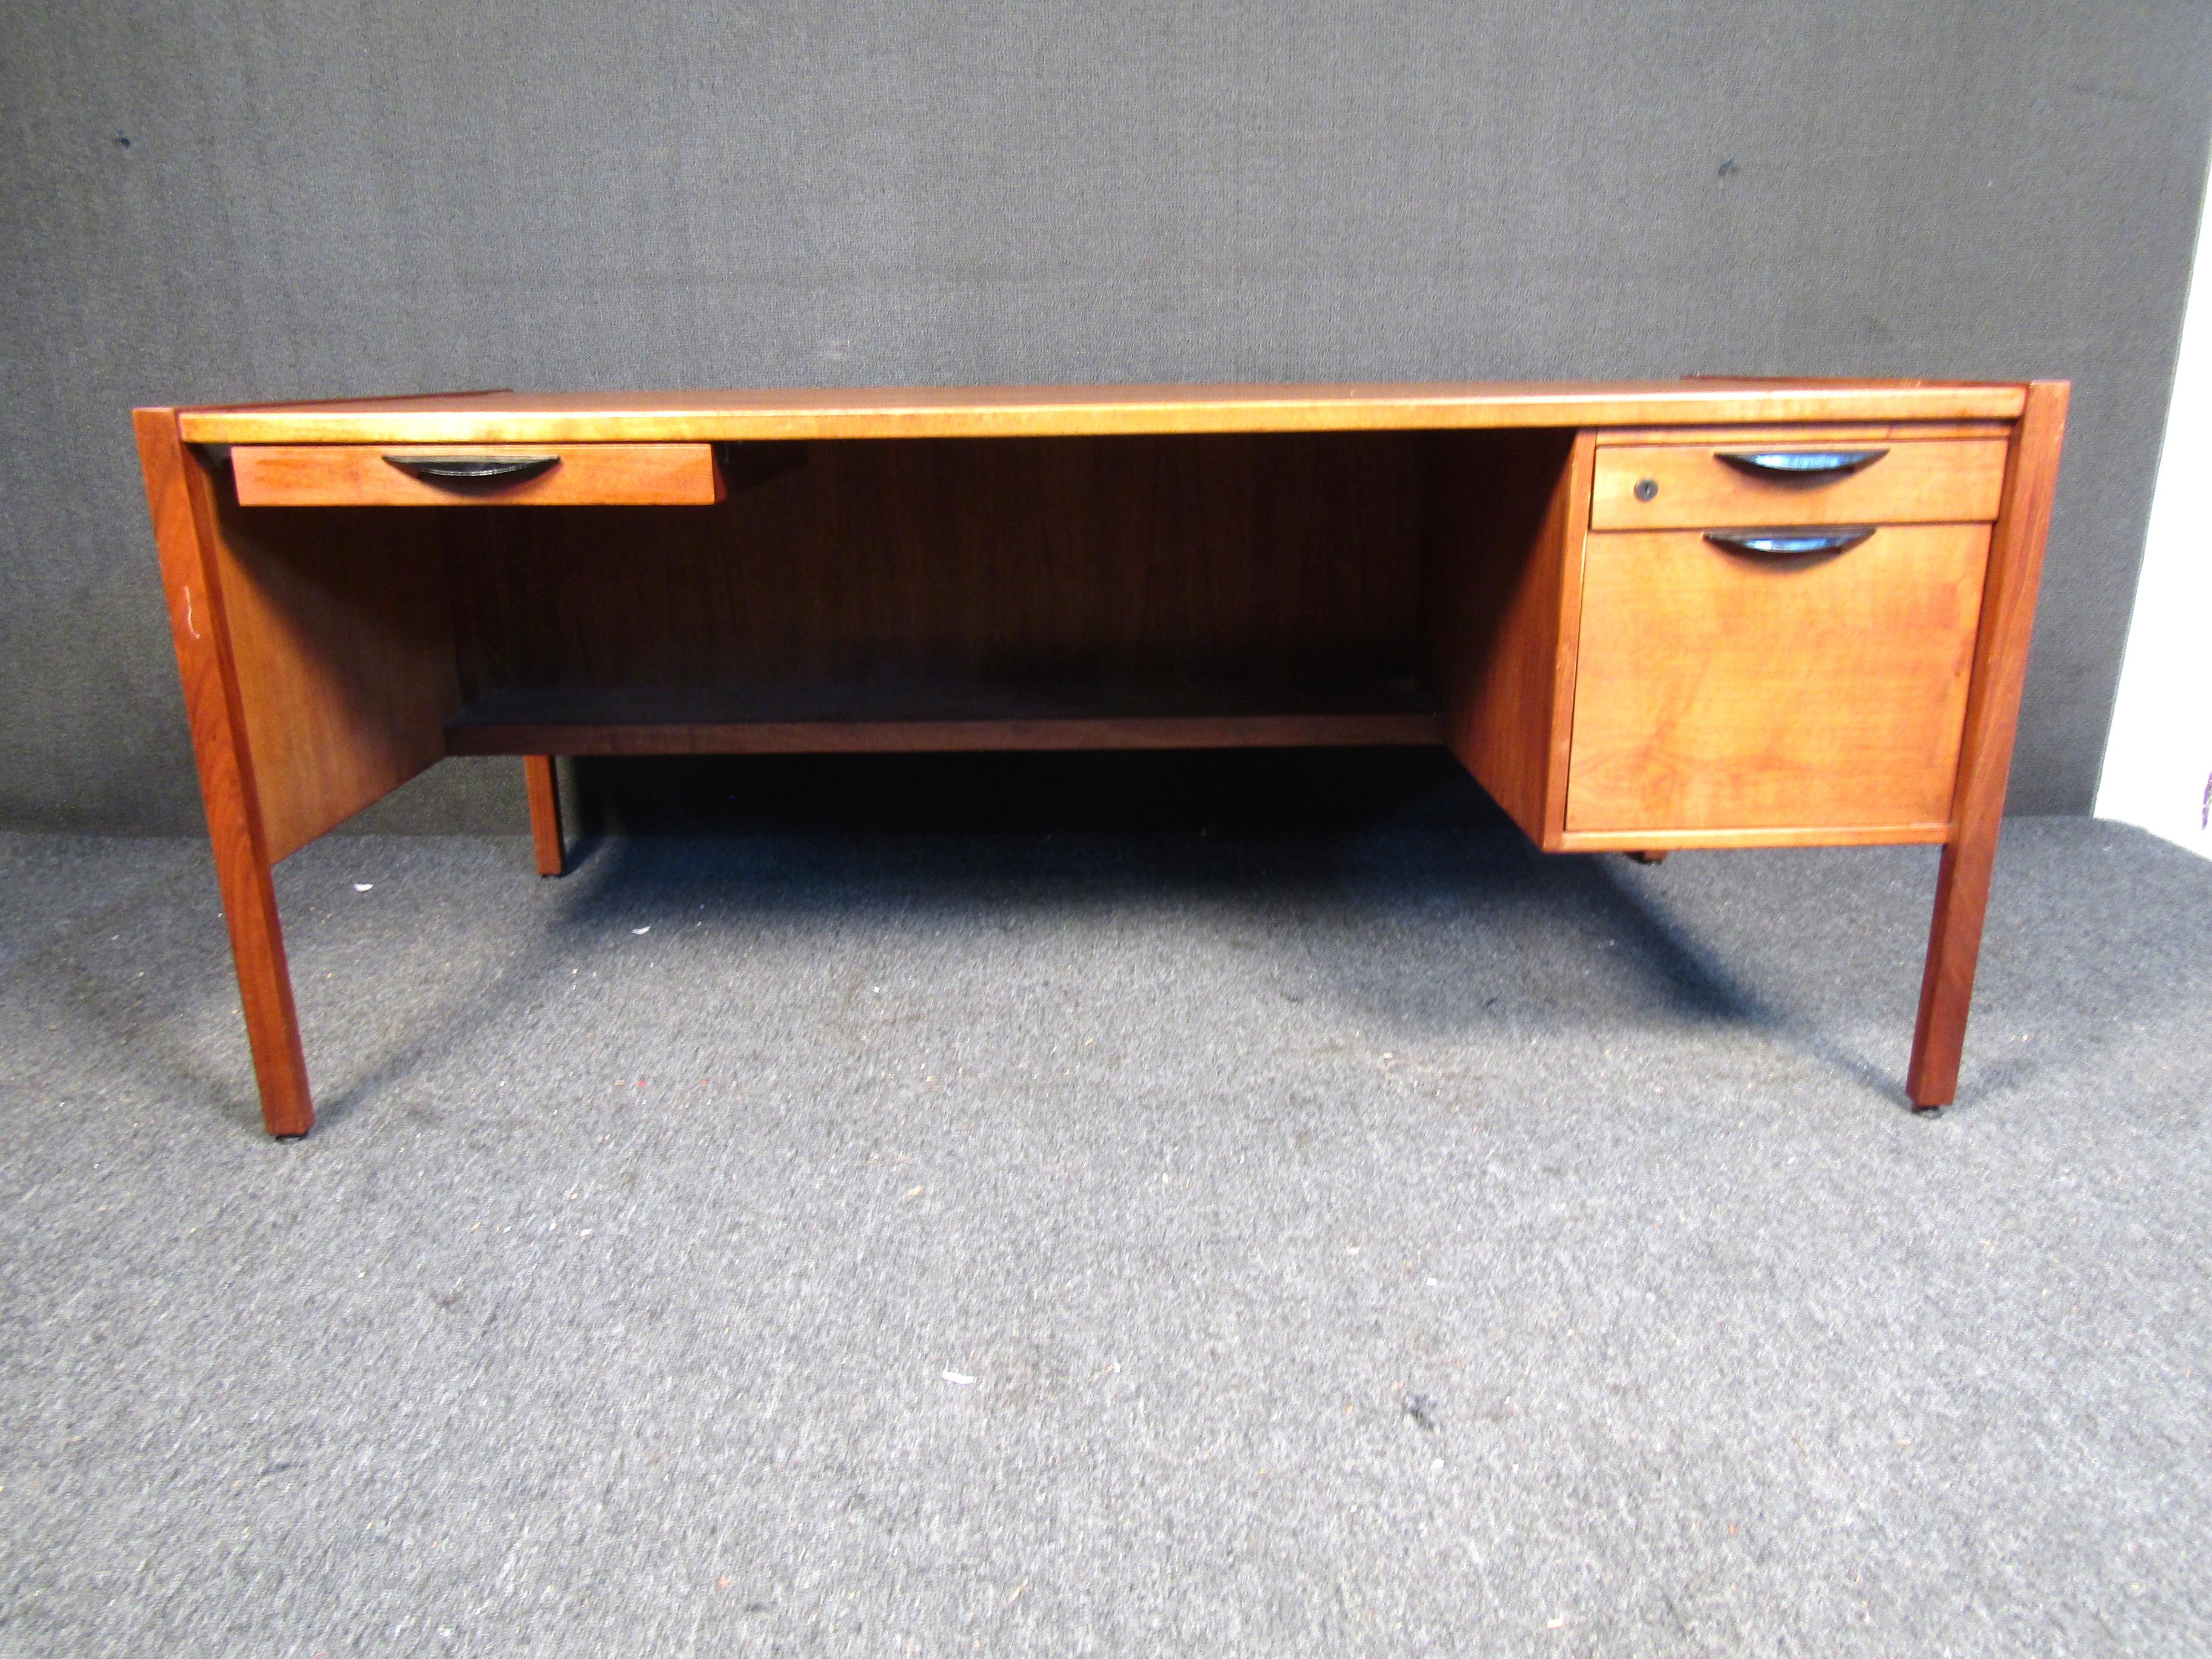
[1910,1103,1945,1118]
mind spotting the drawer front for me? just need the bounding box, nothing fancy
[231,444,725,507]
[1566,523,1991,834]
[1590,437,2006,531]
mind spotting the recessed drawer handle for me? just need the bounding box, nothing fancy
[1704,527,1877,558]
[1715,447,1888,482]
[383,454,561,486]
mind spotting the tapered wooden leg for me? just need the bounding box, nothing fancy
[525,756,566,877]
[136,409,315,1137]
[209,834,315,1137]
[1905,381,2068,1111]
[1907,839,1995,1110]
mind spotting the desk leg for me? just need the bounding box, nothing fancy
[136,410,316,1138]
[525,756,566,877]
[1906,381,2067,1113]
[207,824,313,1138]
[1909,839,1998,1112]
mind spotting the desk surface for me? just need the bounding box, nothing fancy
[175,378,2029,444]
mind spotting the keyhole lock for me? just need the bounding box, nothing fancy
[1634,478,1659,502]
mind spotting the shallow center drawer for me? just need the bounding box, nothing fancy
[1590,437,2006,531]
[231,443,726,507]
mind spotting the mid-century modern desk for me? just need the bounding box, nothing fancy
[133,380,2067,1138]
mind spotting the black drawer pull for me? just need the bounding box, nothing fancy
[383,454,560,486]
[1715,447,1888,483]
[1705,527,1877,559]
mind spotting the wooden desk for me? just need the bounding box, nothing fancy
[133,380,2067,1138]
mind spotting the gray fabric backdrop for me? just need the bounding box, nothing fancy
[4,1,2208,834]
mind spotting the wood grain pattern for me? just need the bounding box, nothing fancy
[442,433,1428,706]
[232,443,724,507]
[1908,381,2071,1108]
[1565,525,1992,834]
[176,380,2030,445]
[133,410,314,1138]
[524,756,565,876]
[1418,429,1594,844]
[201,482,460,862]
[1589,438,2008,531]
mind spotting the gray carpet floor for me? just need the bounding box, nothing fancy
[1,805,2208,1656]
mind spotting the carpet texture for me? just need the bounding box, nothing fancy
[1,799,2207,1655]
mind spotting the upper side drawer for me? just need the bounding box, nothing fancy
[1590,437,2006,531]
[230,443,726,507]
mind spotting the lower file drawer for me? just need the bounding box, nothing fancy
[1565,523,1991,834]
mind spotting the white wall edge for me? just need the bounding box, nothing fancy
[2095,138,2212,860]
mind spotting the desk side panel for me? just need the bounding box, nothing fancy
[1419,431,1589,843]
[196,460,460,860]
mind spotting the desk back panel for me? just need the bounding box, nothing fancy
[441,434,1429,699]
